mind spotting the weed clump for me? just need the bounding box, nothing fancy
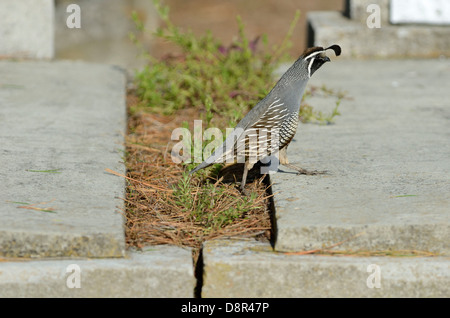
[131,1,342,128]
[125,0,343,250]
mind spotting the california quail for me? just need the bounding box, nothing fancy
[190,44,341,190]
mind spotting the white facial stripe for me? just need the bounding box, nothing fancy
[307,57,315,78]
[304,50,324,60]
[305,51,325,78]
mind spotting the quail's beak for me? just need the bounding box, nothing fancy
[319,55,330,63]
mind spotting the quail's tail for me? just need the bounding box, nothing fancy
[189,139,227,175]
[189,160,213,175]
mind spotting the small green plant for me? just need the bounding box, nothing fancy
[132,7,276,123]
[203,95,214,128]
[171,173,260,233]
[300,97,342,124]
[131,1,342,128]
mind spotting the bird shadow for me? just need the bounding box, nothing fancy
[216,163,263,184]
[216,162,328,184]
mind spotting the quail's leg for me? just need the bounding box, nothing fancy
[279,146,324,175]
[240,161,255,193]
[241,164,249,191]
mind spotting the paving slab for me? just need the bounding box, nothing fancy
[0,61,127,258]
[202,239,449,298]
[0,246,195,297]
[272,59,450,254]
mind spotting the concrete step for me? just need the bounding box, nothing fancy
[202,239,449,297]
[0,60,127,258]
[0,0,54,59]
[307,11,450,58]
[0,246,194,297]
[0,61,196,297]
[272,59,450,255]
[344,0,389,25]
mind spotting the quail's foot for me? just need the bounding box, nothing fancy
[283,163,327,175]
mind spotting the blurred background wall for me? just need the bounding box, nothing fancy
[55,0,344,72]
[3,1,448,68]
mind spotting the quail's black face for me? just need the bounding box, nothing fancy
[302,44,341,78]
[309,53,330,77]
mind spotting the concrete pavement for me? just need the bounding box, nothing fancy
[202,239,449,298]
[0,61,194,297]
[0,60,127,258]
[0,58,448,297]
[202,58,450,298]
[272,59,450,254]
[0,246,194,298]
